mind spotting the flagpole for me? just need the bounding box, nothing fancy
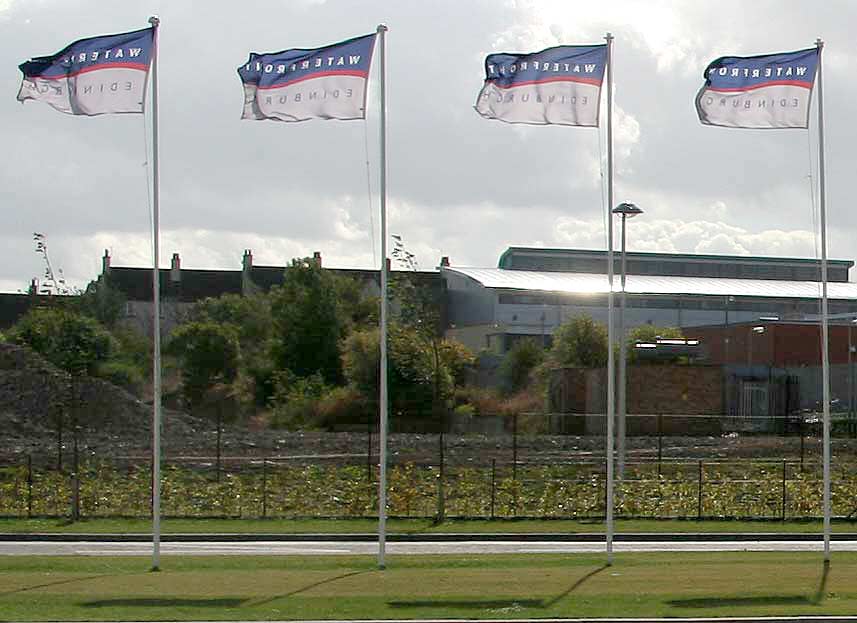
[604,31,615,566]
[376,23,389,571]
[147,14,162,572]
[816,37,831,562]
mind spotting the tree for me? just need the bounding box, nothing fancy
[269,258,348,384]
[190,293,272,354]
[342,325,474,418]
[10,307,114,376]
[499,338,544,394]
[166,321,240,407]
[549,315,609,368]
[166,321,241,479]
[75,276,126,328]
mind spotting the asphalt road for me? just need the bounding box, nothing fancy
[3,539,857,556]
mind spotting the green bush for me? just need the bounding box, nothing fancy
[95,360,144,395]
[499,338,544,394]
[268,371,330,430]
[315,386,371,430]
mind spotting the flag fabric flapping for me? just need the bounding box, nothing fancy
[696,48,819,129]
[474,44,608,126]
[17,27,154,116]
[238,33,377,122]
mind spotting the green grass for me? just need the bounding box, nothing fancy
[3,516,857,534]
[0,552,853,620]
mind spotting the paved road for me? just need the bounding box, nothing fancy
[3,539,857,556]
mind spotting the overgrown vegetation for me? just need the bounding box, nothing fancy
[0,457,851,520]
[6,258,688,437]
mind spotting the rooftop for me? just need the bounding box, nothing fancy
[445,266,857,300]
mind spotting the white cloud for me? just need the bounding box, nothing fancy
[554,216,819,259]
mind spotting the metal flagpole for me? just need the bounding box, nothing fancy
[815,37,831,562]
[377,23,389,571]
[604,32,615,566]
[147,15,162,572]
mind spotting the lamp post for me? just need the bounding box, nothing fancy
[612,202,643,479]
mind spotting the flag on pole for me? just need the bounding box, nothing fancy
[238,33,377,122]
[474,44,608,126]
[695,48,819,129]
[17,27,154,116]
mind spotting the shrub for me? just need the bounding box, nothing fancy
[95,361,144,395]
[315,386,371,430]
[549,314,608,368]
[268,371,330,430]
[499,338,544,394]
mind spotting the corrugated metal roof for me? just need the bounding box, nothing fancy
[445,266,857,300]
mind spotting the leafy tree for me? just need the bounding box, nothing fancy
[190,293,275,405]
[9,307,114,375]
[549,314,608,368]
[387,271,457,419]
[499,338,544,394]
[335,276,378,331]
[166,321,241,477]
[166,321,240,407]
[269,258,348,384]
[190,293,272,355]
[342,325,473,418]
[75,276,126,328]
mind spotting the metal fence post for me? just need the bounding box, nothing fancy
[697,460,703,519]
[512,414,519,515]
[71,423,80,522]
[800,418,805,472]
[657,414,663,477]
[437,412,445,523]
[604,458,609,519]
[26,455,33,519]
[512,413,518,482]
[261,456,268,519]
[490,458,496,519]
[781,459,787,521]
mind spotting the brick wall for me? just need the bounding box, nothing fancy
[549,364,723,435]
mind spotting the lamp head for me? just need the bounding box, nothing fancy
[612,202,643,218]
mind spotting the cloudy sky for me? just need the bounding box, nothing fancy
[1,0,855,292]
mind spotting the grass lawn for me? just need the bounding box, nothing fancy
[0,552,853,620]
[2,516,857,534]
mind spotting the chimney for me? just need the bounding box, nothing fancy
[170,252,181,283]
[440,256,450,268]
[102,249,111,275]
[385,257,391,272]
[313,251,322,267]
[241,249,254,296]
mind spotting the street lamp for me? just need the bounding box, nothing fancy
[612,201,643,479]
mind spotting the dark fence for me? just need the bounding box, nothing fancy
[3,412,857,521]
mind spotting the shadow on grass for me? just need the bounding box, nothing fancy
[542,563,609,607]
[0,575,112,598]
[83,598,246,609]
[668,560,831,610]
[246,570,371,608]
[389,599,544,609]
[389,564,608,611]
